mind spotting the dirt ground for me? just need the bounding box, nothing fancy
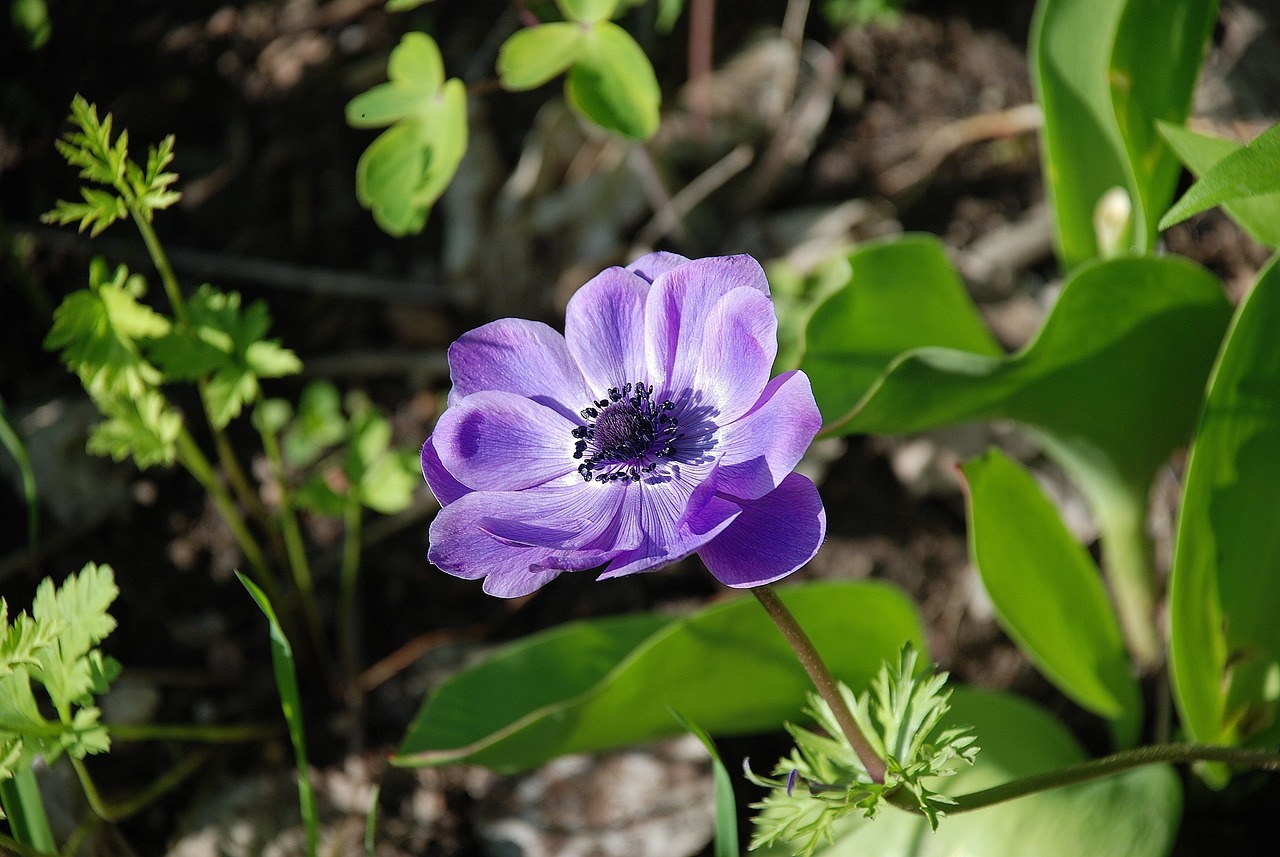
[2,0,1279,854]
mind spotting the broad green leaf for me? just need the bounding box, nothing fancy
[961,450,1140,743]
[1031,0,1215,265]
[238,573,319,857]
[1158,122,1280,248]
[799,234,1002,422]
[1170,253,1280,749]
[12,0,51,50]
[1160,122,1280,233]
[557,0,618,22]
[804,687,1181,857]
[825,255,1231,520]
[498,23,587,90]
[45,259,169,399]
[1108,0,1218,251]
[394,581,924,772]
[670,710,738,857]
[566,22,660,140]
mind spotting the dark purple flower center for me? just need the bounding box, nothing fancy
[571,382,680,484]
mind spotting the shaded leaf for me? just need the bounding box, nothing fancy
[395,581,924,772]
[566,22,660,140]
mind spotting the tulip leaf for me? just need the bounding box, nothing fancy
[799,687,1181,857]
[394,581,925,772]
[824,255,1231,527]
[1032,0,1215,265]
[498,23,587,90]
[1170,253,1280,751]
[1158,122,1280,248]
[799,234,1002,423]
[566,21,660,140]
[961,450,1140,744]
[1159,122,1280,236]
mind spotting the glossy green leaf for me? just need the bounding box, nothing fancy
[799,234,1002,422]
[1032,0,1215,265]
[566,22,660,140]
[557,0,618,22]
[1158,121,1280,248]
[1109,0,1218,251]
[1160,122,1280,233]
[962,450,1140,742]
[826,255,1231,518]
[670,710,738,857]
[394,581,924,772]
[806,687,1181,857]
[498,23,586,90]
[1170,253,1280,749]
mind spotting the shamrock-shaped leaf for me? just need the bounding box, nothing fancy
[346,32,468,236]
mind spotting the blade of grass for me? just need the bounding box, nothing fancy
[365,783,381,857]
[0,395,39,551]
[238,571,319,857]
[669,708,739,857]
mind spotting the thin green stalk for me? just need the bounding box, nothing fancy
[208,403,274,536]
[257,410,330,667]
[107,721,279,743]
[339,496,364,681]
[176,428,285,608]
[0,768,56,853]
[939,743,1280,814]
[0,830,56,857]
[125,204,188,327]
[71,750,210,823]
[1097,503,1160,671]
[752,585,887,783]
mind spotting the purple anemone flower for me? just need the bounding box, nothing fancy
[422,252,826,597]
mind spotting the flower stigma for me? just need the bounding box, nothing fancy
[571,381,682,483]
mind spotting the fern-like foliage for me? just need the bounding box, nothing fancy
[42,94,180,236]
[747,644,979,856]
[0,564,121,795]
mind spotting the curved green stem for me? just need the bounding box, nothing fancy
[107,721,280,743]
[752,585,887,783]
[0,831,56,857]
[913,744,1280,816]
[176,428,284,607]
[257,410,330,666]
[72,750,210,824]
[125,204,187,327]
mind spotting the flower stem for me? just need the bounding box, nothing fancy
[107,721,279,743]
[126,204,188,328]
[338,496,364,682]
[928,744,1280,815]
[752,585,887,783]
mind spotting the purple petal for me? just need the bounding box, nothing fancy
[596,465,738,579]
[626,251,690,283]
[715,371,823,500]
[481,568,564,598]
[421,435,469,506]
[477,481,644,552]
[565,266,652,393]
[645,255,772,393]
[431,391,576,491]
[690,288,779,423]
[696,472,826,587]
[447,318,590,420]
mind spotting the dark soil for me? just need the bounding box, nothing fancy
[1,1,1277,855]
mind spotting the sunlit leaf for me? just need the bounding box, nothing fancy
[1160,122,1280,233]
[498,23,586,90]
[566,22,660,140]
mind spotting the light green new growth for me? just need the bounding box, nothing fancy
[747,644,978,856]
[0,564,121,795]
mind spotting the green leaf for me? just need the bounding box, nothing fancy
[0,396,39,551]
[358,449,419,514]
[346,33,444,128]
[825,254,1231,526]
[498,23,587,90]
[565,22,660,140]
[87,390,182,469]
[11,0,51,50]
[394,581,924,772]
[961,450,1140,742]
[1170,252,1280,750]
[806,687,1181,857]
[669,709,738,857]
[385,0,434,9]
[1031,0,1215,265]
[557,0,619,22]
[238,573,319,857]
[799,234,1002,422]
[1158,122,1280,248]
[1160,122,1280,232]
[283,381,347,467]
[656,0,685,31]
[45,258,170,399]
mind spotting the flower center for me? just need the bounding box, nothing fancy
[571,382,680,483]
